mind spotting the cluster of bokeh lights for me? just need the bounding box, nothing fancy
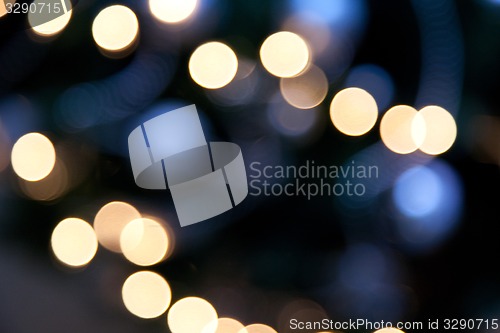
[0,0,464,331]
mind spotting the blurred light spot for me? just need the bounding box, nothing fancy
[380,105,422,154]
[149,0,198,23]
[394,167,441,218]
[243,324,278,333]
[329,87,378,136]
[268,94,321,138]
[282,13,331,57]
[120,217,169,266]
[51,218,98,267]
[122,271,172,319]
[280,64,328,109]
[168,297,218,333]
[392,160,463,250]
[260,31,310,78]
[30,5,72,36]
[0,0,15,18]
[205,318,246,333]
[11,132,56,181]
[92,5,139,53]
[344,64,395,110]
[189,42,238,89]
[418,105,457,155]
[19,157,68,201]
[374,329,405,333]
[94,201,141,253]
[288,0,367,32]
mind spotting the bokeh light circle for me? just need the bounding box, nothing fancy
[92,5,139,52]
[94,201,141,253]
[11,132,56,181]
[260,31,310,78]
[394,166,442,218]
[122,271,172,319]
[374,328,406,333]
[329,87,378,136]
[30,7,72,36]
[280,64,328,109]
[418,105,457,155]
[120,217,169,266]
[168,297,218,333]
[207,318,247,333]
[380,105,423,154]
[189,42,238,89]
[149,0,197,23]
[51,218,98,267]
[241,324,278,333]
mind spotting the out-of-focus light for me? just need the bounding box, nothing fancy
[344,64,395,111]
[11,132,56,181]
[260,31,310,78]
[29,3,72,36]
[380,105,424,154]
[51,218,98,267]
[392,160,463,250]
[205,318,246,333]
[329,87,378,136]
[418,105,457,155]
[0,0,15,18]
[19,158,68,201]
[149,0,198,23]
[168,297,218,333]
[94,201,141,253]
[92,5,139,52]
[280,64,328,109]
[120,217,169,266]
[122,271,172,319]
[189,42,238,89]
[242,324,278,333]
[394,167,441,218]
[374,328,405,333]
[288,0,367,32]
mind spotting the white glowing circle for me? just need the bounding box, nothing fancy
[418,105,457,155]
[94,201,141,253]
[189,42,238,89]
[168,297,218,333]
[51,218,98,267]
[149,0,197,23]
[92,5,139,52]
[122,271,172,319]
[11,132,56,181]
[329,87,378,136]
[374,328,406,333]
[120,218,169,266]
[380,105,421,154]
[260,31,310,78]
[206,318,247,333]
[240,324,277,333]
[280,65,328,109]
[29,1,72,36]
